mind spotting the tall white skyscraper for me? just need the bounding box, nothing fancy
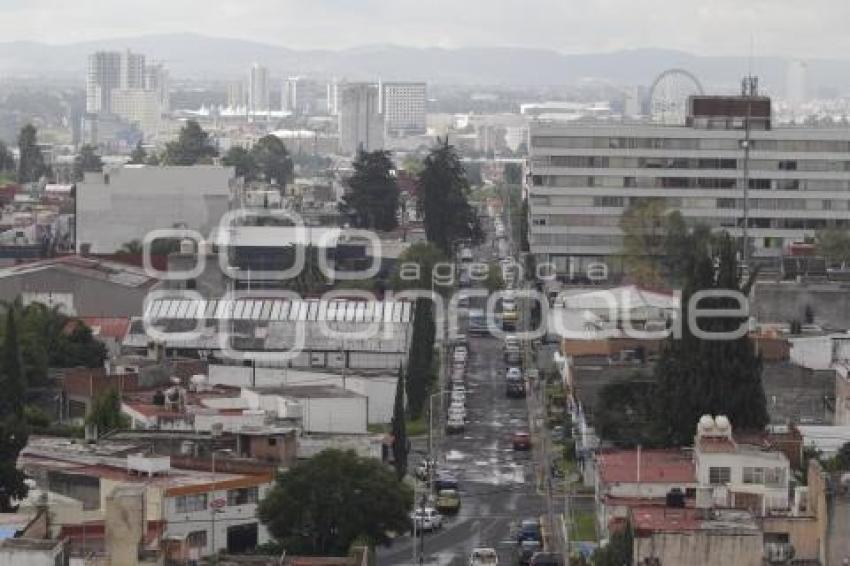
[282,77,298,113]
[327,80,339,115]
[786,60,808,110]
[120,50,145,89]
[338,83,384,154]
[248,64,270,114]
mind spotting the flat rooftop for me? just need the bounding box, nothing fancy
[251,385,365,399]
[597,449,695,484]
[631,506,760,535]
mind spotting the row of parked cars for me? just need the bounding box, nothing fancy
[447,340,470,433]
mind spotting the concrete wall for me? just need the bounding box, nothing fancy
[76,165,233,254]
[302,396,367,434]
[753,281,850,330]
[761,515,820,563]
[633,531,764,566]
[0,267,149,317]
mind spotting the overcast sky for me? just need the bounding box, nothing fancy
[1,0,846,57]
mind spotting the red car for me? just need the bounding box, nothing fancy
[512,431,531,450]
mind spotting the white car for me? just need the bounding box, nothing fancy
[469,547,499,565]
[449,407,466,420]
[453,349,468,364]
[447,416,465,433]
[451,391,466,405]
[506,367,522,381]
[451,384,466,394]
[411,507,443,531]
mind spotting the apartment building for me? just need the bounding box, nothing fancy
[527,95,850,276]
[338,83,384,154]
[381,82,427,136]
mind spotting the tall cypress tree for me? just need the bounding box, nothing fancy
[650,233,768,446]
[406,299,435,418]
[391,365,408,480]
[419,137,483,256]
[17,124,47,184]
[0,303,29,512]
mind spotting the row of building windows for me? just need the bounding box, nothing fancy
[708,466,785,487]
[532,174,850,192]
[531,212,845,232]
[174,487,259,514]
[531,135,850,153]
[533,156,850,173]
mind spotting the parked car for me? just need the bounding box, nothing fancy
[516,518,542,543]
[435,488,461,514]
[451,391,466,405]
[411,507,442,531]
[469,547,499,565]
[512,432,532,451]
[451,383,466,394]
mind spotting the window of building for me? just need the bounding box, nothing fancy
[227,486,259,506]
[268,437,277,446]
[709,467,731,485]
[779,160,798,171]
[593,196,624,208]
[532,175,543,186]
[176,494,208,514]
[764,467,785,487]
[717,198,738,209]
[532,217,547,226]
[743,467,765,484]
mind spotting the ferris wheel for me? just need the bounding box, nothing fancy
[648,69,705,125]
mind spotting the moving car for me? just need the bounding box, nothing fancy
[447,416,465,433]
[468,308,488,336]
[516,518,542,543]
[411,507,442,531]
[434,474,459,491]
[414,459,437,481]
[516,539,543,565]
[435,488,461,514]
[469,547,499,566]
[506,367,522,381]
[512,431,532,451]
[506,379,526,398]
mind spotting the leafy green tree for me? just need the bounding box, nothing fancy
[390,242,448,293]
[406,299,436,418]
[73,144,103,181]
[222,146,256,180]
[163,120,218,165]
[503,162,523,185]
[649,233,769,446]
[485,262,505,294]
[340,150,399,231]
[391,365,408,480]
[419,137,483,256]
[816,227,850,266]
[117,240,144,255]
[85,389,129,434]
[284,245,328,296]
[129,141,147,165]
[250,135,294,186]
[592,525,633,566]
[1,303,26,418]
[594,377,656,447]
[17,124,48,183]
[258,449,413,555]
[619,198,669,287]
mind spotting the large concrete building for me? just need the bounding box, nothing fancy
[527,94,850,276]
[248,63,270,114]
[381,82,427,136]
[76,164,234,254]
[338,83,384,154]
[110,88,161,138]
[86,50,146,114]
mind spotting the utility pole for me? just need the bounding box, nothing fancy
[741,76,757,273]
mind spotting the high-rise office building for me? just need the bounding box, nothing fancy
[227,81,245,109]
[381,82,427,136]
[144,63,170,113]
[327,80,339,115]
[786,60,808,110]
[527,94,850,275]
[86,50,154,115]
[248,64,270,114]
[282,77,298,113]
[110,89,161,138]
[338,83,384,154]
[86,51,122,113]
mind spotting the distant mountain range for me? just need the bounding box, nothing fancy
[1,33,849,94]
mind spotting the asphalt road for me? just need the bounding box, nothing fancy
[377,333,547,566]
